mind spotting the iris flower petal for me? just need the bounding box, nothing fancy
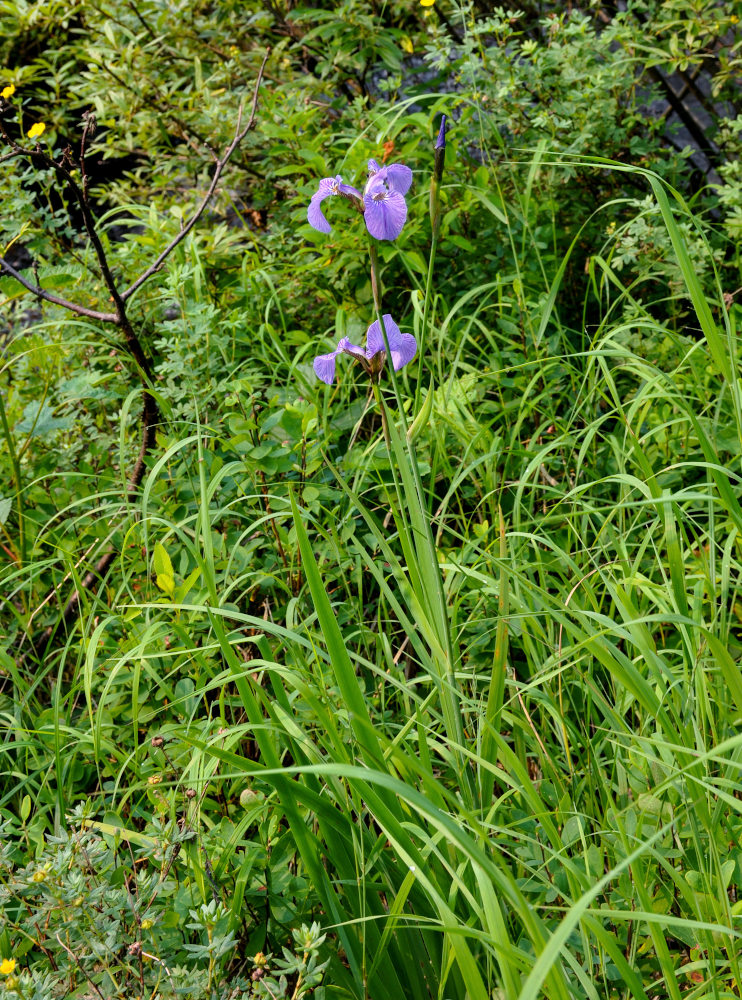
[366,315,399,358]
[366,161,411,195]
[338,337,366,361]
[383,163,413,195]
[313,337,367,383]
[338,182,362,199]
[313,350,340,384]
[365,316,417,371]
[363,188,407,241]
[308,176,359,234]
[390,332,417,370]
[307,180,334,233]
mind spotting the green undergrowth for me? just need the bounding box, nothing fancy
[2,2,742,998]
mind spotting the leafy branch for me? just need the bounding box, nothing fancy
[0,51,269,654]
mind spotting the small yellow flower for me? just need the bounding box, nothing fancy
[27,122,46,140]
[0,959,16,976]
[141,919,153,930]
[731,14,739,23]
[1,84,15,100]
[401,36,414,53]
[420,0,435,6]
[31,869,47,882]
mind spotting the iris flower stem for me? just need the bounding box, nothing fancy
[371,381,392,454]
[368,237,473,808]
[412,225,439,418]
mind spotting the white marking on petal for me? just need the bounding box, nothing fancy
[363,190,407,241]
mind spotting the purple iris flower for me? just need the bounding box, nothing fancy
[363,159,413,241]
[307,160,413,241]
[307,174,362,234]
[313,314,417,385]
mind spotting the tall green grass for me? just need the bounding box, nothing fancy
[4,149,742,998]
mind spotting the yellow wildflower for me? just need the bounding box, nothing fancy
[141,919,153,930]
[27,122,46,140]
[0,959,16,975]
[1,84,15,100]
[420,0,435,6]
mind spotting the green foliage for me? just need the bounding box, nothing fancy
[0,804,331,998]
[1,1,742,998]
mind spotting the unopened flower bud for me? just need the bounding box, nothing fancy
[434,114,447,182]
[430,114,447,234]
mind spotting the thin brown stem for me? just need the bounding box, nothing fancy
[79,111,95,205]
[54,933,107,1000]
[120,51,269,303]
[0,256,118,322]
[3,135,141,349]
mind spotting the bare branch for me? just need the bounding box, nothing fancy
[9,141,157,375]
[48,153,129,318]
[54,934,107,1000]
[0,131,131,327]
[120,51,269,303]
[0,256,118,322]
[80,110,96,205]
